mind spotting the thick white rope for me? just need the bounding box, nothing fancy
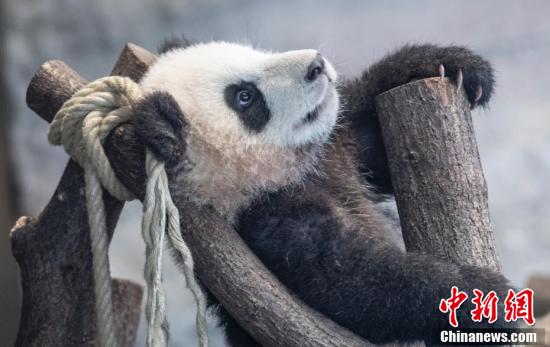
[48,76,208,347]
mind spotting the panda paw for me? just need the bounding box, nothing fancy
[407,45,494,109]
[133,91,188,168]
[364,44,495,109]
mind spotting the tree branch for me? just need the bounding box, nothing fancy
[375,77,501,271]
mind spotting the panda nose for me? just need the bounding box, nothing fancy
[305,53,325,82]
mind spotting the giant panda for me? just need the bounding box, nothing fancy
[133,38,517,346]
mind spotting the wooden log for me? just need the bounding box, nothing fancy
[26,60,86,123]
[11,43,151,347]
[111,43,156,83]
[25,45,372,346]
[11,215,142,346]
[375,77,501,271]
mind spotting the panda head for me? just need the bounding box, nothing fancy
[140,41,339,150]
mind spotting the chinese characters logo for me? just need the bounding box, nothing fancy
[439,286,535,327]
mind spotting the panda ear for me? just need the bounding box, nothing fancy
[158,35,195,54]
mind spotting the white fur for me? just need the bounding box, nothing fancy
[139,41,339,218]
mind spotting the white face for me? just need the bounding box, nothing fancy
[139,41,339,149]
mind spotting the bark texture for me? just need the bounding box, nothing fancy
[375,77,501,271]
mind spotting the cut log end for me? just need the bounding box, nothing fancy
[26,59,87,123]
[9,216,36,259]
[110,42,157,82]
[10,215,33,234]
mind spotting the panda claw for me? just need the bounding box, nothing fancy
[470,85,483,109]
[475,85,483,102]
[456,69,463,94]
[438,64,445,80]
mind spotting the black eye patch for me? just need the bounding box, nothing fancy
[224,81,271,133]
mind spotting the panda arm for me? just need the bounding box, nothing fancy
[237,194,516,344]
[341,44,494,194]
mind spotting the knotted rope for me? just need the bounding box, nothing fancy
[48,76,208,347]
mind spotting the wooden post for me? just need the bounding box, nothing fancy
[18,44,371,347]
[375,77,501,271]
[10,44,155,347]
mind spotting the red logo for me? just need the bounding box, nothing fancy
[504,288,535,326]
[439,287,536,327]
[439,286,469,327]
[471,289,499,323]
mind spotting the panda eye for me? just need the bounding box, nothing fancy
[236,89,254,108]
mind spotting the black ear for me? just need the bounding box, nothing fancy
[158,35,195,54]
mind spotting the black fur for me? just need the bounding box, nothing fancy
[234,188,515,345]
[224,81,271,133]
[134,43,516,346]
[210,300,260,347]
[158,35,194,54]
[133,91,187,168]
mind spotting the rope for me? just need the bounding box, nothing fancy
[49,76,208,347]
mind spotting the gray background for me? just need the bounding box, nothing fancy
[2,0,549,345]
